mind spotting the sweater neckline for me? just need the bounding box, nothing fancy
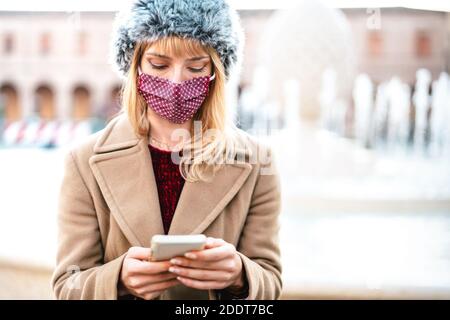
[148,144,185,157]
[148,143,173,153]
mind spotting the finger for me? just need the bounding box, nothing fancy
[169,257,230,270]
[176,276,225,290]
[169,266,232,282]
[130,272,178,288]
[184,244,234,261]
[127,246,152,260]
[138,279,180,295]
[129,259,172,275]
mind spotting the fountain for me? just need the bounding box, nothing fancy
[352,73,374,148]
[412,69,431,156]
[429,72,450,158]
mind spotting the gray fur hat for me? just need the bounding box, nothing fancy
[110,0,244,79]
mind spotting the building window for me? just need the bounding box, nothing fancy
[3,33,14,55]
[415,30,431,58]
[367,31,383,57]
[40,32,51,55]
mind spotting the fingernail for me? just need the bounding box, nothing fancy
[170,259,180,265]
[185,253,196,259]
[169,267,177,273]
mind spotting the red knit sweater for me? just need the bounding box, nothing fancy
[148,144,185,234]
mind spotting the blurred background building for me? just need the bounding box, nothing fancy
[1,0,450,299]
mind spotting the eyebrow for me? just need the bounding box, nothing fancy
[145,52,210,61]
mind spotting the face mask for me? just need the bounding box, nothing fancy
[137,68,215,124]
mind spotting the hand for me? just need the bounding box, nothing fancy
[118,246,180,300]
[168,237,246,291]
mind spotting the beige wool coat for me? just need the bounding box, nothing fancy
[51,113,282,300]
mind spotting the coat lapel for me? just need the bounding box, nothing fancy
[89,114,253,248]
[89,115,164,247]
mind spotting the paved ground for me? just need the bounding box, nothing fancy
[0,261,53,299]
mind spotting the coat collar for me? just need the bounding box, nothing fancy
[89,114,253,247]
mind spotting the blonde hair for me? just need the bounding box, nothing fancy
[118,36,239,182]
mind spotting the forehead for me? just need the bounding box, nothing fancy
[144,36,208,59]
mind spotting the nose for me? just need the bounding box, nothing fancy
[169,66,184,84]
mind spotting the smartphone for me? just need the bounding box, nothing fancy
[149,234,207,261]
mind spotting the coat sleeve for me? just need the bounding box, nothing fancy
[51,150,126,300]
[211,147,283,300]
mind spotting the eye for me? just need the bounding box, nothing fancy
[188,66,206,73]
[149,61,168,70]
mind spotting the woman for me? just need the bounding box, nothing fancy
[51,0,282,300]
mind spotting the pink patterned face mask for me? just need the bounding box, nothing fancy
[137,69,215,124]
